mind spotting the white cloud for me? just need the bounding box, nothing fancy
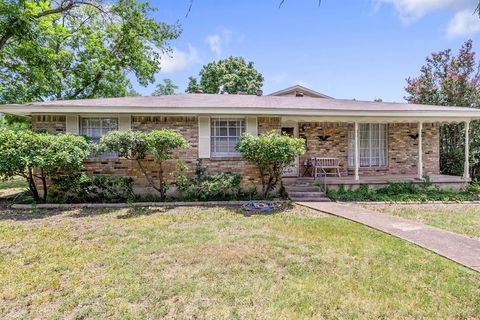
[206,34,222,56]
[159,44,201,73]
[377,0,472,22]
[205,28,242,57]
[269,73,288,84]
[447,9,480,38]
[376,0,480,37]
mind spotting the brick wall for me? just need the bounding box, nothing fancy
[32,115,66,133]
[299,122,440,176]
[30,115,441,191]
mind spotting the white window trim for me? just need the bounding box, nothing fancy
[210,118,245,157]
[348,123,388,168]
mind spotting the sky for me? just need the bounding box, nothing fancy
[132,0,480,102]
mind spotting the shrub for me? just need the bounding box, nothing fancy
[326,181,480,202]
[236,130,305,197]
[175,159,243,201]
[0,129,89,202]
[98,129,189,199]
[50,174,134,203]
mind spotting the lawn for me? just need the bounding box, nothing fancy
[0,204,479,319]
[0,177,27,190]
[361,203,480,240]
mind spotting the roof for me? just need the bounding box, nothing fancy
[269,85,332,98]
[1,94,480,121]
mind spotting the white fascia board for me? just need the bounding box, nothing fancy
[2,105,480,121]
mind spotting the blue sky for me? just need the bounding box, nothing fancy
[133,0,480,102]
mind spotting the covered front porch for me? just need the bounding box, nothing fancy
[280,116,472,189]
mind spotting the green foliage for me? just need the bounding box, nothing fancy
[326,182,480,202]
[405,40,480,178]
[0,114,31,131]
[0,0,179,104]
[50,174,134,203]
[152,79,178,96]
[185,76,201,93]
[0,129,89,202]
[175,159,244,201]
[237,131,305,197]
[99,129,189,198]
[187,56,264,94]
[96,130,148,160]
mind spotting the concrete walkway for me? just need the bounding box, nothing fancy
[298,202,480,272]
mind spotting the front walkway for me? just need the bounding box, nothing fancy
[297,202,480,272]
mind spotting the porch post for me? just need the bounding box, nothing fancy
[417,122,423,180]
[354,122,359,181]
[464,121,470,181]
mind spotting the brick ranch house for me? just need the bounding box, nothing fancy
[2,85,480,193]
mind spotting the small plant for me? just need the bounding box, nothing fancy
[50,174,134,203]
[236,130,305,198]
[98,129,189,199]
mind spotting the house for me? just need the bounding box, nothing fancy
[1,89,480,193]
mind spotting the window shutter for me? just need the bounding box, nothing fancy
[65,115,79,134]
[118,114,131,131]
[198,116,211,158]
[246,117,258,136]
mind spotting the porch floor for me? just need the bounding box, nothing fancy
[283,174,467,186]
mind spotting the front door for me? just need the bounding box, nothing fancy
[281,126,299,177]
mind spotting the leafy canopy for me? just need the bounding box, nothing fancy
[0,0,180,104]
[152,79,179,96]
[405,40,480,178]
[186,56,264,94]
[0,129,90,201]
[98,129,189,198]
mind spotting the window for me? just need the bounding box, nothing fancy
[211,118,245,156]
[80,117,118,143]
[348,124,387,167]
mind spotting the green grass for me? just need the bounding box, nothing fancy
[0,205,479,319]
[0,177,27,190]
[362,203,480,240]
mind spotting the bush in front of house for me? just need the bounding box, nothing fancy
[236,130,305,198]
[175,159,247,201]
[49,174,134,203]
[0,128,90,202]
[326,181,480,202]
[97,129,189,199]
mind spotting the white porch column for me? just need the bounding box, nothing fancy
[464,121,471,181]
[417,122,423,180]
[354,122,359,181]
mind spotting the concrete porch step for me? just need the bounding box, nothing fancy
[289,197,331,202]
[287,191,326,198]
[284,186,320,192]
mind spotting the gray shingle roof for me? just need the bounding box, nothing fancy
[15,93,479,112]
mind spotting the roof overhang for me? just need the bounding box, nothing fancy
[1,104,480,123]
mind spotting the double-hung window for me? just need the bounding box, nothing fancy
[211,118,245,157]
[80,117,118,144]
[348,123,387,167]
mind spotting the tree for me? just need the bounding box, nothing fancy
[185,76,201,93]
[98,129,189,199]
[236,131,305,197]
[152,79,178,96]
[0,0,180,104]
[405,40,480,177]
[0,130,90,202]
[187,56,264,95]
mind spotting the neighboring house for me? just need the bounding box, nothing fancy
[269,84,332,98]
[1,88,480,192]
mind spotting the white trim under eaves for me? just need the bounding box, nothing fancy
[2,106,480,121]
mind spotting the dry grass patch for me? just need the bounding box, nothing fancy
[361,203,480,240]
[0,204,479,319]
